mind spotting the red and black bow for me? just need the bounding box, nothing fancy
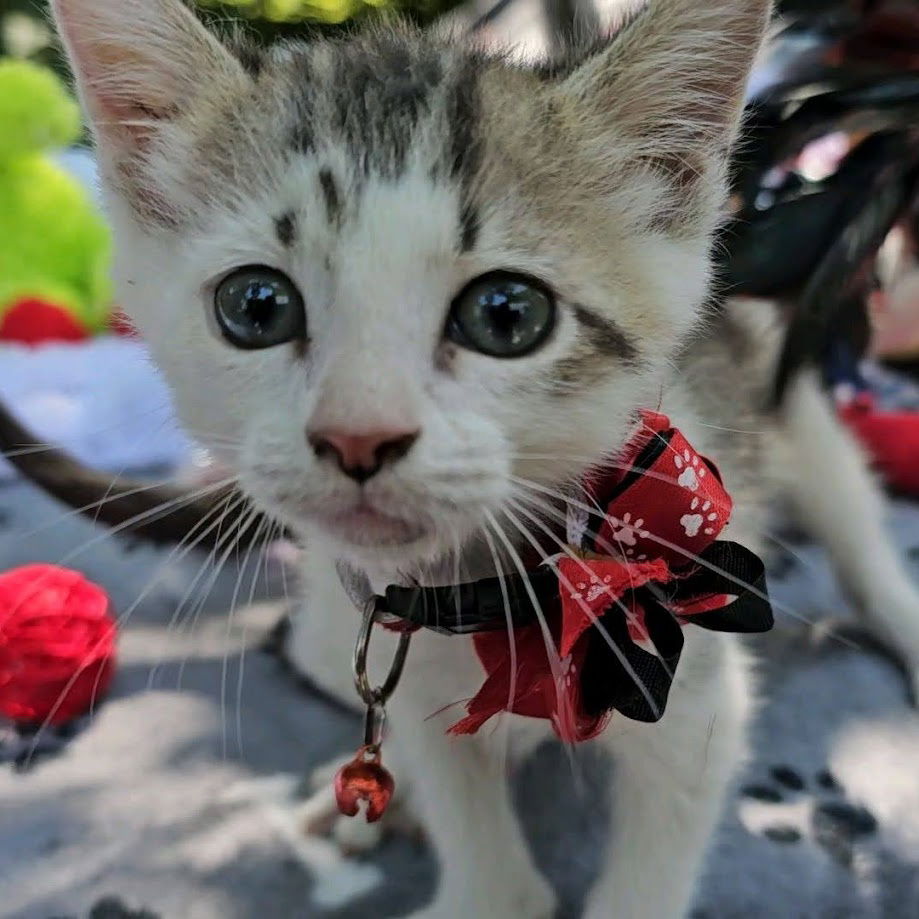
[373,412,773,743]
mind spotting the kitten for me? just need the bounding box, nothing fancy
[50,1,919,916]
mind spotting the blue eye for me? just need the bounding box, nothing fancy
[214,266,306,350]
[448,271,555,358]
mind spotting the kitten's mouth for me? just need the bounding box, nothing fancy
[319,502,427,548]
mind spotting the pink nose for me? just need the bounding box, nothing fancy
[308,428,420,483]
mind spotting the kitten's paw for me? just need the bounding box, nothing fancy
[297,755,423,856]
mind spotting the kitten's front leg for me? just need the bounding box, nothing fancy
[292,555,553,916]
[387,634,556,919]
[585,632,751,919]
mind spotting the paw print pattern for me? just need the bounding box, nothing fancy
[738,765,878,869]
[560,654,577,689]
[569,572,615,604]
[680,498,718,538]
[85,897,161,919]
[609,513,650,558]
[674,449,707,492]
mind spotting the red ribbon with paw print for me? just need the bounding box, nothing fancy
[375,411,773,743]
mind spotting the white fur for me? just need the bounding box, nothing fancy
[288,544,752,918]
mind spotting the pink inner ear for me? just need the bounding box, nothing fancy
[82,85,167,152]
[53,4,175,149]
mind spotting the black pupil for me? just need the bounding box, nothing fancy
[483,285,527,334]
[457,275,551,356]
[243,280,281,327]
[214,267,306,350]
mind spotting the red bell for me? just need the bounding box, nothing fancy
[334,745,395,823]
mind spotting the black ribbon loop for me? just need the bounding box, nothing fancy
[377,541,772,639]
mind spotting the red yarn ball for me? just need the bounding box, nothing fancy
[0,565,116,726]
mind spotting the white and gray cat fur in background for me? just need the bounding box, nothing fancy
[51,0,919,916]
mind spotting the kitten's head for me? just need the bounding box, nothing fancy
[53,0,769,568]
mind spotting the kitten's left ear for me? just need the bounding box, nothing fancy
[51,0,244,154]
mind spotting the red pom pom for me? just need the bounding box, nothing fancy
[0,565,116,725]
[0,299,89,346]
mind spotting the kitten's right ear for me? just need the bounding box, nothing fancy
[550,0,771,233]
[51,0,242,154]
[556,0,771,153]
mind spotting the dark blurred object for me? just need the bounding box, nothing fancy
[775,0,872,20]
[718,0,919,402]
[0,0,64,78]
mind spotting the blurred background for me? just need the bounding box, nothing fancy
[4,2,919,918]
[1,0,465,72]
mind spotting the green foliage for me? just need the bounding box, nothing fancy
[0,57,113,330]
[0,0,465,75]
[0,58,81,160]
[200,0,380,25]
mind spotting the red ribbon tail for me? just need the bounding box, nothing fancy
[447,711,494,736]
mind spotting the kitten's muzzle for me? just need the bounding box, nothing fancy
[308,427,420,484]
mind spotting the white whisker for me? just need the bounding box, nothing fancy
[174,497,256,696]
[22,487,246,764]
[482,510,568,742]
[236,517,277,757]
[510,475,857,646]
[480,524,518,774]
[220,505,266,760]
[501,502,665,718]
[148,489,248,692]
